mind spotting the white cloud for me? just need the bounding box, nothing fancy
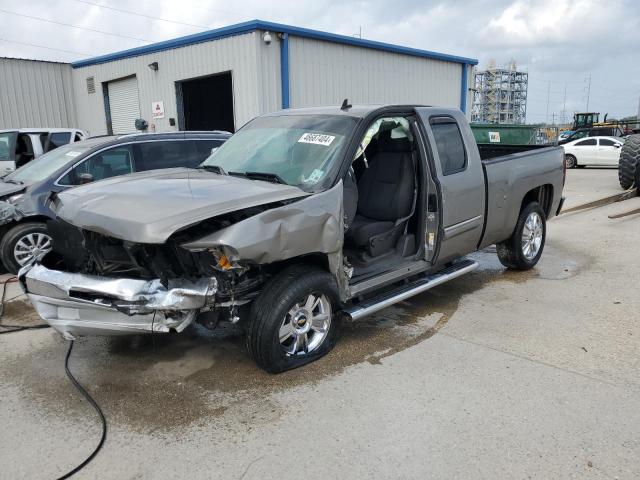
[0,0,638,120]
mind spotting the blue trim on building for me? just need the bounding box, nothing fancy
[71,19,478,68]
[460,64,468,113]
[280,33,290,109]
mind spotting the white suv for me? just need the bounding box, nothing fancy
[0,128,86,175]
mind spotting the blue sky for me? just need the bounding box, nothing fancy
[1,0,638,123]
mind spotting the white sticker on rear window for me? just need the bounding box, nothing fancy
[298,133,335,146]
[65,151,81,157]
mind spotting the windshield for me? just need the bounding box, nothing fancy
[201,114,358,191]
[0,132,16,161]
[4,142,92,184]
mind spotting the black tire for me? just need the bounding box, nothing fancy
[246,264,341,373]
[0,222,51,274]
[618,134,640,189]
[565,154,577,169]
[496,202,546,271]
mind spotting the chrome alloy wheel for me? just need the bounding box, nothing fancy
[521,212,543,260]
[14,232,52,266]
[279,293,332,356]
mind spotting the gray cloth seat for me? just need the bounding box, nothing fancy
[346,131,415,257]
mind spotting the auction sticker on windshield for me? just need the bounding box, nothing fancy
[298,133,335,146]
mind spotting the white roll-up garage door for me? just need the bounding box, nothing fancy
[108,76,140,134]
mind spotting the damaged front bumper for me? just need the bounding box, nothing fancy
[19,264,217,338]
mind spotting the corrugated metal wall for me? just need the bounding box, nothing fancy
[71,32,264,136]
[0,58,77,129]
[287,37,463,111]
[7,30,471,135]
[255,31,282,116]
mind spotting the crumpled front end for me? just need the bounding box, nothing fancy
[20,263,217,338]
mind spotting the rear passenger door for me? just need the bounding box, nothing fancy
[597,138,622,166]
[415,108,485,263]
[193,139,224,167]
[134,140,195,171]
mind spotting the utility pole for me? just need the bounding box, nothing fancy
[545,80,551,124]
[551,112,555,125]
[585,74,591,111]
[562,83,567,124]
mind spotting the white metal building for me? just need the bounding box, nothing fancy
[0,57,77,129]
[2,20,478,135]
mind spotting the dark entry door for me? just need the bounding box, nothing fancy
[179,72,234,133]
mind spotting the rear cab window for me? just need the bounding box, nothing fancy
[429,116,467,175]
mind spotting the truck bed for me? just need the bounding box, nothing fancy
[479,145,565,248]
[477,143,557,161]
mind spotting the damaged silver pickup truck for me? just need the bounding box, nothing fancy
[20,105,566,372]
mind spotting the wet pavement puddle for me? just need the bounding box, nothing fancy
[0,242,590,432]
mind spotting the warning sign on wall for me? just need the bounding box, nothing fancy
[152,101,165,119]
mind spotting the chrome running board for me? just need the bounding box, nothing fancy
[343,259,479,321]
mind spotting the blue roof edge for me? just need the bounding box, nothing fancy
[71,19,478,68]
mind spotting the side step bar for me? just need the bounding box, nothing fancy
[343,259,479,321]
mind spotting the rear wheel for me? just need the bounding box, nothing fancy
[246,265,340,373]
[565,154,577,169]
[0,222,51,274]
[618,134,640,190]
[496,202,546,270]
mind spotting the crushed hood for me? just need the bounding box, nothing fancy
[0,181,25,198]
[54,168,309,243]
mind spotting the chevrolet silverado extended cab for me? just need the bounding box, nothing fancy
[21,105,565,372]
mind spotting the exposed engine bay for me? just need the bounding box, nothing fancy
[20,181,345,338]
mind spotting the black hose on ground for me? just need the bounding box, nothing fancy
[0,277,107,477]
[55,340,107,480]
[0,275,51,334]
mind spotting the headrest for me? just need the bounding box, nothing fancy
[377,129,411,153]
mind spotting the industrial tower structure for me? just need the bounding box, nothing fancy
[472,62,528,124]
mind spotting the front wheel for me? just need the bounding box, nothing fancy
[246,265,340,373]
[496,202,546,270]
[0,222,52,274]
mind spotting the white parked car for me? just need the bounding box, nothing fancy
[562,136,624,168]
[0,128,86,175]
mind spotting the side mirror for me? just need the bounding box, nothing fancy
[613,144,621,148]
[79,172,94,184]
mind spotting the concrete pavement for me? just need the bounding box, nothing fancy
[1,191,638,479]
[563,167,621,209]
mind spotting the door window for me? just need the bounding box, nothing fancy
[430,117,467,175]
[46,132,72,152]
[575,139,596,146]
[0,132,15,160]
[15,134,36,168]
[599,138,617,147]
[59,145,134,185]
[135,140,198,171]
